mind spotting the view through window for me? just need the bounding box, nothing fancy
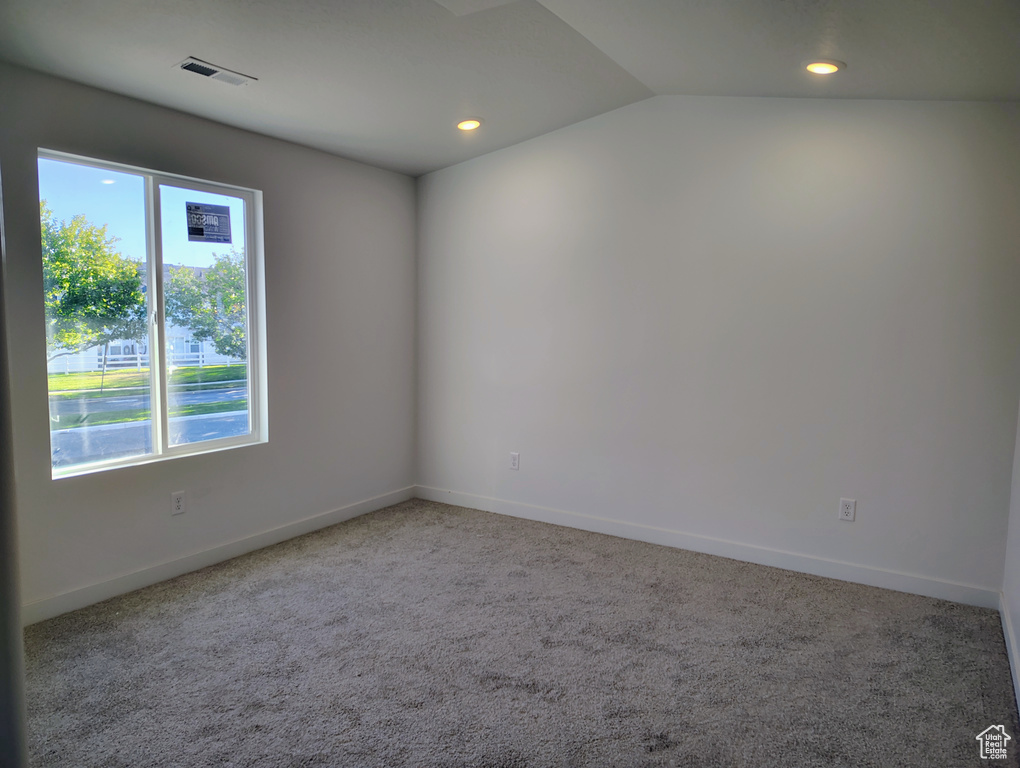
[39,152,265,475]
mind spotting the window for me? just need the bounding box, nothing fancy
[39,151,266,476]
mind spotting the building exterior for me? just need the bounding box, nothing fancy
[46,331,241,374]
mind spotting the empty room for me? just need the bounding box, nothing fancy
[1,1,1019,765]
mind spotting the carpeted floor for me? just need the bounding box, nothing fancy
[23,499,1020,767]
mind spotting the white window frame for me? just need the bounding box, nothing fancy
[40,149,268,478]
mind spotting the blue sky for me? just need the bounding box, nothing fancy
[38,157,246,270]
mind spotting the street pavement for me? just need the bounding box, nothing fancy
[51,411,250,467]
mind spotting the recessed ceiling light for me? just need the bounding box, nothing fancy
[805,59,846,75]
[457,118,482,131]
[101,179,116,184]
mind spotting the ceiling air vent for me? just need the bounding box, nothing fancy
[176,57,256,86]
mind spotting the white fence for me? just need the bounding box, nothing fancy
[48,350,243,375]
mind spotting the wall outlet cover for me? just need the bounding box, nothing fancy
[171,491,187,516]
[839,498,856,522]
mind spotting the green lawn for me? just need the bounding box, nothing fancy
[171,365,247,386]
[48,364,249,430]
[48,364,247,393]
[51,399,247,430]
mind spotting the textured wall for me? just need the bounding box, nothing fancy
[0,63,417,618]
[417,95,1020,603]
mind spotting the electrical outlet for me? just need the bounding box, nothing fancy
[171,490,187,516]
[839,498,855,522]
[510,452,520,471]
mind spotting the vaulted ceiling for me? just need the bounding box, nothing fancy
[0,0,1017,176]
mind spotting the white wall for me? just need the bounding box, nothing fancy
[0,63,417,621]
[417,96,1020,607]
[6,65,1019,625]
[1003,408,1020,705]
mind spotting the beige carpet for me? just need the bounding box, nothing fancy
[23,499,1020,766]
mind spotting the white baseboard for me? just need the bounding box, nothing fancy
[21,486,416,626]
[415,485,1000,609]
[1001,593,1020,713]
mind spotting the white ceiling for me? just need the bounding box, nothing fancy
[0,0,1017,176]
[540,0,1020,100]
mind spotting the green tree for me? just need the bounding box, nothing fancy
[165,251,247,360]
[41,203,146,363]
